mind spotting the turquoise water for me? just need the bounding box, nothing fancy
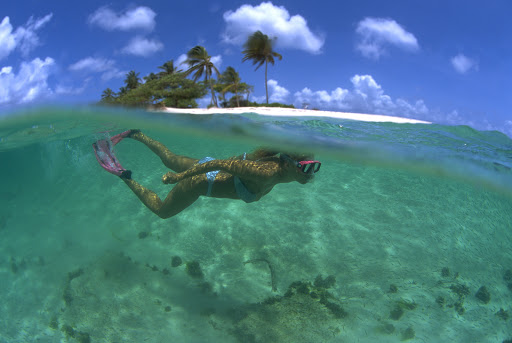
[0,107,511,342]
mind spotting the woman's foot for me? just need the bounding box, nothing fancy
[111,129,141,146]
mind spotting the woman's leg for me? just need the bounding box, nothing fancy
[129,131,199,173]
[121,176,205,219]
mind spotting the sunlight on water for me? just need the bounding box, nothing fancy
[1,107,511,342]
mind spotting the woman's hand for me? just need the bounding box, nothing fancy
[162,172,179,184]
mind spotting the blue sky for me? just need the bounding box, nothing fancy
[1,1,511,136]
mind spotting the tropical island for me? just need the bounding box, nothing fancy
[100,31,291,109]
[99,30,429,124]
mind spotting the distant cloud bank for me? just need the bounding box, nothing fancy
[356,17,419,59]
[293,74,428,118]
[222,2,324,54]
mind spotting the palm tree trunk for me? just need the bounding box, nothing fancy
[235,84,240,107]
[265,60,269,104]
[208,76,218,107]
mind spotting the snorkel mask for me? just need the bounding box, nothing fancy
[281,154,322,174]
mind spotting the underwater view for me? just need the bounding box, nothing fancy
[1,107,512,343]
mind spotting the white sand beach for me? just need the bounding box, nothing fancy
[162,106,431,124]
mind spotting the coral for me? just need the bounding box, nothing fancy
[496,308,509,321]
[165,306,172,312]
[138,231,149,239]
[171,255,182,267]
[475,286,490,304]
[67,268,84,282]
[324,301,348,318]
[186,260,204,279]
[436,296,445,307]
[450,283,470,298]
[313,275,336,289]
[401,326,415,341]
[388,284,398,293]
[390,299,417,320]
[441,267,450,277]
[282,278,347,319]
[453,301,465,315]
[49,316,59,330]
[390,305,404,320]
[377,323,395,335]
[61,324,90,343]
[504,269,512,282]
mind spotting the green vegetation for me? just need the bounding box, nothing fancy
[100,31,291,109]
[101,69,208,108]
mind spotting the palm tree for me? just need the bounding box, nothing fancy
[219,66,242,107]
[101,88,116,100]
[242,31,282,104]
[124,70,140,91]
[183,46,220,107]
[158,60,180,78]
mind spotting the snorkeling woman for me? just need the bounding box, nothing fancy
[93,129,321,219]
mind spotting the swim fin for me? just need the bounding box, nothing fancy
[92,139,131,178]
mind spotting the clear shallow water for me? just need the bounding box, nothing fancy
[0,107,511,342]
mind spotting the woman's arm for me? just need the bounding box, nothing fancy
[162,159,279,184]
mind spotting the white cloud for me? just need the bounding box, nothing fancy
[504,121,512,138]
[268,79,289,103]
[88,6,156,31]
[0,18,18,60]
[293,74,428,118]
[451,54,478,74]
[211,55,223,70]
[0,14,52,60]
[121,36,163,57]
[0,57,55,104]
[222,2,324,54]
[55,78,90,95]
[356,17,419,59]
[176,53,188,67]
[69,57,114,73]
[69,57,124,81]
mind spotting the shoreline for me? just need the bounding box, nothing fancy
[161,106,431,124]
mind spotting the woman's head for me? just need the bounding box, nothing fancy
[279,152,321,184]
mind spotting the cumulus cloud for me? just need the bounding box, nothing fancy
[356,17,419,59]
[504,121,512,138]
[0,57,55,104]
[69,57,124,81]
[0,14,53,60]
[222,2,324,54]
[293,74,428,118]
[268,79,290,103]
[451,54,478,74]
[211,55,223,69]
[121,36,163,57]
[89,6,156,31]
